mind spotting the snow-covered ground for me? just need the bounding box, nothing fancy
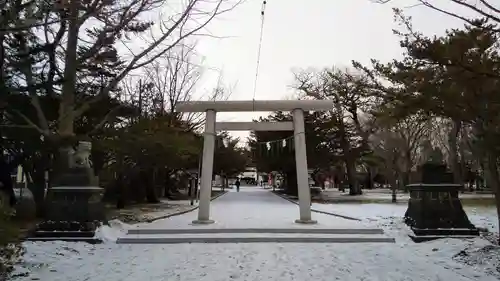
[311,201,499,279]
[319,188,495,202]
[11,186,500,281]
[310,202,499,235]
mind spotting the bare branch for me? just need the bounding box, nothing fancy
[72,0,242,119]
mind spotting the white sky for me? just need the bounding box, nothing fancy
[189,0,473,142]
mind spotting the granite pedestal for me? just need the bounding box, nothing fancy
[404,163,479,242]
[28,142,105,243]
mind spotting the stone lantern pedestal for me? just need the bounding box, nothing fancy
[28,141,105,243]
[404,163,479,242]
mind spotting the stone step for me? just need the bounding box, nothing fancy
[117,233,395,244]
[127,228,385,235]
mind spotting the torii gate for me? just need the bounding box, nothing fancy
[176,100,333,225]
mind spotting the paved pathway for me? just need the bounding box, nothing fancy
[14,186,498,281]
[139,185,361,230]
[119,186,390,243]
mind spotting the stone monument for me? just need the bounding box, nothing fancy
[404,150,479,242]
[29,141,105,243]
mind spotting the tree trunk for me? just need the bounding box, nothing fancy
[164,171,176,198]
[55,1,81,181]
[30,167,47,216]
[345,159,361,195]
[402,149,412,190]
[115,154,127,209]
[384,165,398,203]
[335,168,344,191]
[486,153,500,244]
[285,170,298,196]
[116,172,126,209]
[449,120,463,185]
[58,0,80,139]
[367,167,375,190]
[402,169,411,190]
[337,117,361,195]
[143,170,159,203]
[0,159,16,207]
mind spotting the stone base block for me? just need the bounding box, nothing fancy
[294,219,318,224]
[404,184,477,230]
[25,237,102,244]
[412,227,480,236]
[409,235,479,243]
[45,186,105,222]
[29,220,102,243]
[191,219,215,225]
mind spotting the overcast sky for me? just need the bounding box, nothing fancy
[190,0,473,142]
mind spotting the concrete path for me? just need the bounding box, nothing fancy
[133,186,369,229]
[118,186,393,244]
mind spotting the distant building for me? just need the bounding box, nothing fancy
[240,167,257,180]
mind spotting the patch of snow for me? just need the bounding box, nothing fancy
[453,243,500,279]
[464,206,498,234]
[14,242,499,281]
[320,189,495,202]
[311,201,499,279]
[13,220,131,277]
[312,202,498,235]
[94,220,132,243]
[13,241,95,278]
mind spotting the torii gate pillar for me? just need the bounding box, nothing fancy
[176,100,333,225]
[292,108,315,223]
[195,109,216,224]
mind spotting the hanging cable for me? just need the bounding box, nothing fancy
[251,0,267,107]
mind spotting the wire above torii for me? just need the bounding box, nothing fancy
[251,0,267,103]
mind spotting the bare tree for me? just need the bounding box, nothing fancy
[429,118,464,185]
[142,44,232,130]
[6,0,242,169]
[144,44,202,115]
[295,67,380,195]
[371,127,401,202]
[372,114,431,197]
[431,118,498,190]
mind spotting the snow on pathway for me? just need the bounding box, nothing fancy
[138,186,361,230]
[13,186,499,281]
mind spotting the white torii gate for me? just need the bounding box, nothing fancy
[176,100,333,225]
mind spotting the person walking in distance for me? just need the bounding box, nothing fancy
[235,178,241,192]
